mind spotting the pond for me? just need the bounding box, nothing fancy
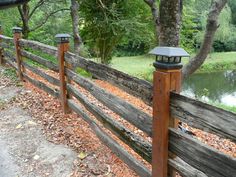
[182,70,236,106]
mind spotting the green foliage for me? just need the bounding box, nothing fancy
[75,67,92,78]
[198,60,236,72]
[229,0,236,25]
[111,52,236,82]
[195,3,236,52]
[3,68,18,82]
[80,0,153,64]
[180,1,199,52]
[214,103,236,113]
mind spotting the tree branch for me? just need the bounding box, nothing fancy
[182,0,228,79]
[70,0,83,54]
[30,8,70,32]
[17,5,24,20]
[143,0,160,42]
[29,0,45,19]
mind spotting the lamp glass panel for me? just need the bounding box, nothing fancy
[162,56,169,63]
[169,57,175,63]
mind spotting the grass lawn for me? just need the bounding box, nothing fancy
[111,52,236,80]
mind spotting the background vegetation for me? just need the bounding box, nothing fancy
[0,0,235,57]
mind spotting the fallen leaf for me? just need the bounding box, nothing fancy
[16,124,23,129]
[33,155,40,160]
[27,120,37,126]
[78,152,87,160]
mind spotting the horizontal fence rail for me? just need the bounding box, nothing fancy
[67,84,152,162]
[0,32,235,177]
[171,92,236,142]
[65,52,153,106]
[169,128,236,177]
[66,68,153,137]
[19,39,58,56]
[68,99,151,176]
[21,50,59,72]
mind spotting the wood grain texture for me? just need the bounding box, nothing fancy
[3,50,16,62]
[170,92,236,142]
[66,69,152,137]
[58,42,70,113]
[152,71,171,177]
[19,38,57,56]
[22,61,60,86]
[0,42,15,51]
[21,50,59,72]
[23,73,59,98]
[169,157,207,177]
[67,84,152,162]
[3,58,17,69]
[0,35,14,44]
[65,52,153,106]
[169,128,236,177]
[68,99,151,177]
[13,32,23,81]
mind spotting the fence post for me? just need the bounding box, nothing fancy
[13,27,23,81]
[151,47,189,177]
[0,25,3,65]
[56,34,71,114]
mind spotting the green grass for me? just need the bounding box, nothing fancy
[111,52,236,81]
[211,102,236,113]
[3,68,18,81]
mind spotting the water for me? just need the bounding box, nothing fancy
[182,70,236,106]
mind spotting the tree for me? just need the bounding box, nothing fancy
[80,0,150,64]
[17,0,70,38]
[182,0,228,78]
[144,0,227,79]
[70,0,82,54]
[158,0,182,46]
[143,0,160,42]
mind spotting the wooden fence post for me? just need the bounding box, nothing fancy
[56,34,71,114]
[151,48,187,177]
[0,25,3,65]
[13,27,23,81]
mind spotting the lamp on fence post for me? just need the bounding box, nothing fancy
[150,47,189,177]
[55,34,71,114]
[13,27,23,81]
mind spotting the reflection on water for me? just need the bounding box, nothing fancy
[182,70,236,106]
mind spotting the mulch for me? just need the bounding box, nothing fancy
[3,65,235,176]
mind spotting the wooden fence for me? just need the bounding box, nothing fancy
[0,27,235,177]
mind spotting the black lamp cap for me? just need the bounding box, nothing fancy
[12,27,22,33]
[153,62,183,70]
[55,34,70,43]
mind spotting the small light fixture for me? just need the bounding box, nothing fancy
[149,47,190,70]
[12,27,22,33]
[55,34,70,43]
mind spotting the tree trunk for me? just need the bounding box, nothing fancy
[143,0,160,42]
[18,3,30,39]
[182,0,228,79]
[70,0,82,55]
[159,0,182,46]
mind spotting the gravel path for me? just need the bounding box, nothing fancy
[0,66,77,177]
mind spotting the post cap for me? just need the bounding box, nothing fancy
[149,47,190,57]
[149,47,190,70]
[55,34,70,43]
[12,27,22,33]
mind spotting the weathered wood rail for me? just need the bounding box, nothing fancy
[0,29,235,177]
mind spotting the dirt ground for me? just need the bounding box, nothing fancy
[0,66,138,177]
[1,64,235,177]
[0,66,77,177]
